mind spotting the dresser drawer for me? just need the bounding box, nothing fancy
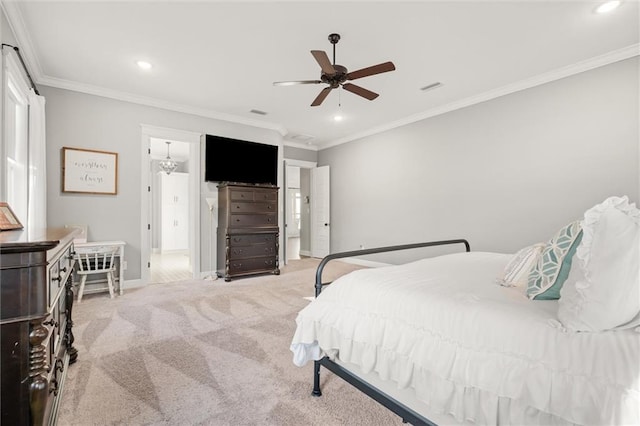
[229,189,256,201]
[228,256,277,273]
[230,202,276,213]
[229,188,278,202]
[48,262,63,310]
[229,234,277,246]
[58,244,74,284]
[253,190,277,202]
[229,244,276,260]
[230,213,277,228]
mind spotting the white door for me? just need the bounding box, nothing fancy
[160,172,189,252]
[311,166,330,258]
[287,189,301,238]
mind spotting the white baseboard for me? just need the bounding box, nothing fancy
[340,257,390,268]
[122,279,144,290]
[200,270,219,280]
[299,250,311,257]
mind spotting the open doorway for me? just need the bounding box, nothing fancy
[140,125,201,287]
[286,166,304,261]
[149,138,192,283]
[283,159,320,263]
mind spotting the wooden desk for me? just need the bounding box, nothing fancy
[74,241,126,296]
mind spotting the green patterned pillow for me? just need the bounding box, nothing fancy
[526,221,583,300]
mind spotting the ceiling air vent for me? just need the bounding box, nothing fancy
[250,109,268,115]
[288,133,315,143]
[420,82,443,92]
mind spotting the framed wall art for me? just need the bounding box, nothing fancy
[0,202,23,231]
[62,147,118,195]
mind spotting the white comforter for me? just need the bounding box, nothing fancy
[291,252,640,425]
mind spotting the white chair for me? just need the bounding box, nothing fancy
[75,247,117,302]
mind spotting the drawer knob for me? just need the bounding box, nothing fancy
[60,267,67,273]
[52,276,61,282]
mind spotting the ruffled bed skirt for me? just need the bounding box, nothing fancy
[290,252,640,425]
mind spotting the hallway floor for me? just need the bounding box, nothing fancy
[150,251,191,283]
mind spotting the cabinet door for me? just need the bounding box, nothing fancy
[160,172,189,205]
[159,172,189,252]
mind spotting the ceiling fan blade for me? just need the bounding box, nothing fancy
[311,87,333,107]
[311,50,336,75]
[342,83,379,101]
[346,61,396,80]
[273,80,322,86]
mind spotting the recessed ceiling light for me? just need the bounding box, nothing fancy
[333,115,343,122]
[136,60,152,70]
[595,1,621,14]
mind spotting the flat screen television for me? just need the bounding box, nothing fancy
[204,134,278,185]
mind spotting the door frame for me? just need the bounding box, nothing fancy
[282,159,317,265]
[140,124,201,285]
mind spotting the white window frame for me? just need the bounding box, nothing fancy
[2,51,31,225]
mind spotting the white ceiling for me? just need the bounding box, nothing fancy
[4,1,639,149]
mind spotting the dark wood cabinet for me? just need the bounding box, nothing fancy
[217,183,280,281]
[1,228,78,425]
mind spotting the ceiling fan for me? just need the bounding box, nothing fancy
[273,33,396,107]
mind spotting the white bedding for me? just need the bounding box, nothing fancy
[290,252,640,425]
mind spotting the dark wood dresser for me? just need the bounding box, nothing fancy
[1,228,78,425]
[217,183,280,281]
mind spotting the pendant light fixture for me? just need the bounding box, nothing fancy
[159,141,179,175]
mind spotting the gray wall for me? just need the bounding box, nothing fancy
[43,86,283,281]
[283,145,318,163]
[319,57,639,261]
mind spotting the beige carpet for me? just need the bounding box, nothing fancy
[57,258,403,425]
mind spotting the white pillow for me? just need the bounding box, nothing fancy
[496,243,545,288]
[558,196,640,332]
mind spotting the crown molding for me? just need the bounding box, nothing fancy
[319,43,640,150]
[38,74,288,136]
[1,1,44,81]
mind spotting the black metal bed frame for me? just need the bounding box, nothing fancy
[311,239,471,426]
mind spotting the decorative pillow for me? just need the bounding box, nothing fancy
[526,221,583,300]
[496,243,545,287]
[558,196,640,332]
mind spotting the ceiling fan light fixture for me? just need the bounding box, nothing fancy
[159,141,179,175]
[274,33,395,107]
